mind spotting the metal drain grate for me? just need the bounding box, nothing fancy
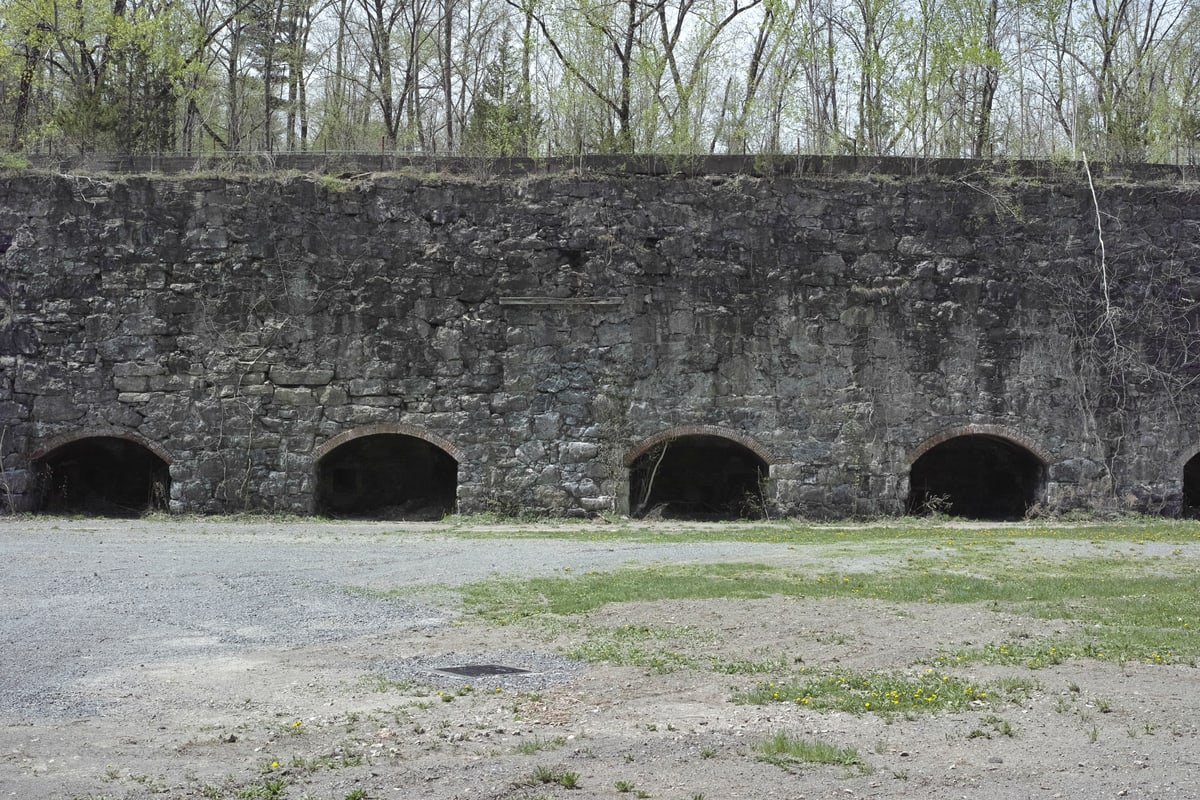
[435,664,531,678]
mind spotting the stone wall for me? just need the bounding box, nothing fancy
[2,165,1199,517]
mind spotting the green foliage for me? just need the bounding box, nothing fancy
[461,35,540,158]
[513,735,567,755]
[235,777,286,799]
[754,732,869,774]
[529,765,580,789]
[565,624,702,672]
[0,0,196,153]
[0,0,1196,159]
[0,151,27,169]
[736,668,995,715]
[458,529,1200,664]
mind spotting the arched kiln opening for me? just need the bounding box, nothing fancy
[34,436,170,516]
[907,434,1045,520]
[628,434,769,520]
[315,433,457,519]
[1182,453,1200,517]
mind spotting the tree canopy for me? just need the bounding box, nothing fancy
[0,0,1196,161]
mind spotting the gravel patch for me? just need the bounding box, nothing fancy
[2,517,1199,800]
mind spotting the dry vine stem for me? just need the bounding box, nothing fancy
[1081,152,1119,354]
[635,441,669,516]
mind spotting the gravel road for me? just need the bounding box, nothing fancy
[1,517,851,720]
[3,518,1199,800]
[4,517,1192,722]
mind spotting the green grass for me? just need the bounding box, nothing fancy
[735,668,1001,715]
[529,766,580,788]
[445,518,1200,545]
[235,778,287,799]
[463,562,804,621]
[565,624,706,672]
[460,553,1200,664]
[933,640,1093,669]
[288,749,364,772]
[754,732,869,774]
[513,735,567,755]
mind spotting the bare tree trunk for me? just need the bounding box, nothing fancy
[973,0,1000,158]
[263,0,285,152]
[228,23,243,151]
[441,0,454,151]
[520,2,534,156]
[10,38,42,149]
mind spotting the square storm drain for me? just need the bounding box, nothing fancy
[435,664,531,678]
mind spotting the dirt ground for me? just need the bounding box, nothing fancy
[2,519,1198,800]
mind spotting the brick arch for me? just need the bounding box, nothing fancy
[1175,446,1200,514]
[906,424,1050,467]
[312,423,465,463]
[32,427,174,465]
[1172,444,1200,476]
[623,425,778,467]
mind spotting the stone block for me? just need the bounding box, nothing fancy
[322,404,395,424]
[579,495,613,512]
[112,361,166,378]
[319,386,349,405]
[274,387,315,405]
[516,441,546,464]
[147,374,200,391]
[32,395,85,421]
[269,365,335,386]
[113,376,150,392]
[532,413,561,439]
[348,378,388,396]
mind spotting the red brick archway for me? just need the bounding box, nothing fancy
[907,424,1049,467]
[623,425,777,467]
[624,426,774,519]
[907,425,1048,519]
[33,427,174,464]
[313,423,464,463]
[313,424,461,518]
[31,428,172,516]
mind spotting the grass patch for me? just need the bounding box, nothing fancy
[735,668,997,715]
[513,735,567,755]
[565,624,704,672]
[754,732,869,774]
[235,778,287,799]
[446,518,1200,545]
[708,655,792,674]
[289,749,364,772]
[529,765,580,789]
[459,555,1200,664]
[933,640,1094,669]
[462,562,799,622]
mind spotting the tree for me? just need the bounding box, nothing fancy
[352,0,437,150]
[461,31,540,154]
[652,0,761,150]
[838,0,902,154]
[511,0,653,153]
